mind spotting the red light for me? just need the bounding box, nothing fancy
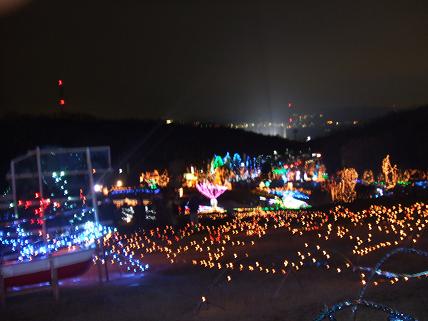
[58,80,63,86]
[288,102,292,108]
[59,99,65,105]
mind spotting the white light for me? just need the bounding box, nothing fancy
[306,136,311,142]
[119,168,123,174]
[116,180,123,187]
[94,184,102,193]
[166,119,173,124]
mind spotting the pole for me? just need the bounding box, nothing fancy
[86,148,99,225]
[0,252,5,305]
[10,161,18,219]
[86,148,109,282]
[36,147,59,300]
[36,147,47,246]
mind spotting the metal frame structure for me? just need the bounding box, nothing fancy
[1,146,112,304]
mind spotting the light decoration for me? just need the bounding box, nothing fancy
[96,201,427,307]
[110,187,160,196]
[271,154,326,183]
[2,146,149,284]
[214,153,261,183]
[211,155,224,170]
[121,206,135,223]
[362,170,374,185]
[196,182,228,210]
[280,193,310,209]
[382,155,399,190]
[182,152,261,189]
[314,300,416,321]
[139,169,169,188]
[0,213,115,262]
[144,205,156,220]
[315,247,428,321]
[266,190,311,209]
[183,172,198,188]
[112,199,138,208]
[328,168,358,203]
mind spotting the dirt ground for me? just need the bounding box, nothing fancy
[2,216,428,321]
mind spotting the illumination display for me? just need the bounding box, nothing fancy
[196,182,228,209]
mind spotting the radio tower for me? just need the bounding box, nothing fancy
[58,79,65,108]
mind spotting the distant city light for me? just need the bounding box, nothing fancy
[116,180,123,187]
[94,184,102,192]
[306,136,311,142]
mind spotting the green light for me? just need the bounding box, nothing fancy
[212,155,224,169]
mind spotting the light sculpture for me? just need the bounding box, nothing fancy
[382,155,399,190]
[328,168,358,203]
[196,182,227,209]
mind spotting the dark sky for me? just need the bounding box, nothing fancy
[1,0,427,121]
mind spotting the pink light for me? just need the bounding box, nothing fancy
[196,182,227,200]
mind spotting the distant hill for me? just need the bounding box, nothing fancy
[311,105,428,173]
[1,106,426,189]
[317,105,394,122]
[0,113,302,188]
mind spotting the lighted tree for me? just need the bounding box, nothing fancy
[317,164,327,182]
[362,170,374,185]
[328,168,358,203]
[140,169,170,188]
[381,155,398,190]
[212,155,224,170]
[400,169,411,183]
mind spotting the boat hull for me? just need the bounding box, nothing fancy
[1,248,94,288]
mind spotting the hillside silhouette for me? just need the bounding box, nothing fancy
[0,106,426,188]
[312,105,428,172]
[0,113,301,187]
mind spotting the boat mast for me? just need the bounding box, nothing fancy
[36,147,48,247]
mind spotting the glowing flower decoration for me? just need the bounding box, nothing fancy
[196,182,228,209]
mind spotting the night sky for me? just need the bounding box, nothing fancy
[1,0,427,121]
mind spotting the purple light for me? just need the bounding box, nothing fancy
[196,182,227,201]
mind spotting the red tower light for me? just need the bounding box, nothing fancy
[59,99,65,106]
[58,79,63,86]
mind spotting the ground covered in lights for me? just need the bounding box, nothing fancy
[3,203,428,321]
